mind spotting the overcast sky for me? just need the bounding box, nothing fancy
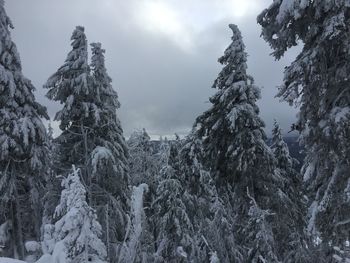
[6,0,300,138]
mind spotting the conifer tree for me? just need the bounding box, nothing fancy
[51,166,107,263]
[128,129,157,188]
[244,191,280,263]
[180,134,242,262]
[152,143,195,262]
[258,0,350,250]
[0,1,48,258]
[44,28,129,261]
[270,121,311,262]
[193,24,281,261]
[42,123,60,227]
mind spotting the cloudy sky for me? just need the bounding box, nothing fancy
[6,0,300,138]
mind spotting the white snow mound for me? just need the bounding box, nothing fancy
[0,258,27,263]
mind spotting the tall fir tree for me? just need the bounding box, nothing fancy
[271,120,312,262]
[193,24,281,261]
[152,142,195,263]
[258,0,350,252]
[180,134,242,262]
[0,0,48,258]
[44,28,129,261]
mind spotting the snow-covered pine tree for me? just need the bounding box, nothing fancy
[0,1,49,258]
[52,166,107,263]
[271,120,312,262]
[155,137,170,175]
[89,43,129,260]
[244,190,280,263]
[271,121,295,171]
[42,123,60,227]
[193,24,281,261]
[128,129,157,188]
[152,143,195,263]
[258,0,350,251]
[45,30,129,260]
[180,134,242,262]
[44,30,129,261]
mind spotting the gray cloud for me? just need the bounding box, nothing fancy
[6,0,300,138]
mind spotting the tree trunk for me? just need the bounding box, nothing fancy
[13,188,25,259]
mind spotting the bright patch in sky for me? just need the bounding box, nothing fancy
[138,1,193,51]
[135,0,263,51]
[229,0,261,18]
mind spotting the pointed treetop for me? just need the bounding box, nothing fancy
[0,0,13,30]
[91,42,103,51]
[271,119,293,169]
[48,122,54,139]
[228,23,240,36]
[70,26,87,48]
[213,23,248,90]
[90,42,106,75]
[272,119,283,141]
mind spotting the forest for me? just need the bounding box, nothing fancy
[0,0,350,262]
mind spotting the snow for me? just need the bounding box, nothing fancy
[209,251,220,263]
[0,221,11,248]
[0,258,26,263]
[91,146,115,174]
[24,241,40,253]
[176,246,188,258]
[119,183,149,262]
[332,106,350,123]
[49,166,107,262]
[276,0,309,23]
[303,161,316,182]
[35,254,53,263]
[307,201,319,236]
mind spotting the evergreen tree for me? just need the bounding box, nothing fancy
[152,143,195,263]
[0,1,49,258]
[51,166,107,263]
[244,190,280,263]
[193,24,281,261]
[127,129,159,262]
[270,120,311,262]
[44,28,129,261]
[155,137,170,175]
[271,121,294,171]
[128,129,157,188]
[258,0,350,251]
[180,134,242,262]
[89,43,129,259]
[42,123,60,227]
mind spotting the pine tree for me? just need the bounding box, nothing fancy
[42,123,60,227]
[44,29,129,261]
[51,166,107,263]
[193,24,281,261]
[89,43,130,259]
[180,134,242,262]
[128,128,157,188]
[258,0,350,251]
[244,190,280,263]
[271,121,312,262]
[0,1,49,258]
[152,143,195,262]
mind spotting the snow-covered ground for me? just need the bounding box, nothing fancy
[0,258,26,263]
